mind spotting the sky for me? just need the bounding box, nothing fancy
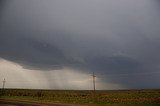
[0,0,160,90]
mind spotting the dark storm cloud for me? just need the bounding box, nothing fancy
[0,0,7,19]
[0,0,160,89]
[0,0,6,11]
[0,35,70,70]
[85,56,142,74]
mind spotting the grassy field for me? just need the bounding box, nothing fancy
[0,89,160,106]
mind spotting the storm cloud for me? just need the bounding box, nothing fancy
[0,0,160,89]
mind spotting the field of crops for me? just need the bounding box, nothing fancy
[0,89,160,106]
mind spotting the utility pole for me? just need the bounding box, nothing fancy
[92,72,96,97]
[2,78,5,95]
[2,78,5,90]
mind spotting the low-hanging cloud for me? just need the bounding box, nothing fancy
[0,0,160,89]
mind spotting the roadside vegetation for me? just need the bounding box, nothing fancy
[0,89,160,106]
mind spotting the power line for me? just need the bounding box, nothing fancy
[97,71,160,77]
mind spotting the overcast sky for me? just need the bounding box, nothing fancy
[0,0,160,90]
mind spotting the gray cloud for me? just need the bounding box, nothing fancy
[0,35,74,70]
[0,0,160,89]
[85,56,142,74]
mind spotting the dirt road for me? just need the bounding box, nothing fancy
[0,99,80,106]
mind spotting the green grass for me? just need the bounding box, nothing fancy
[0,89,160,106]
